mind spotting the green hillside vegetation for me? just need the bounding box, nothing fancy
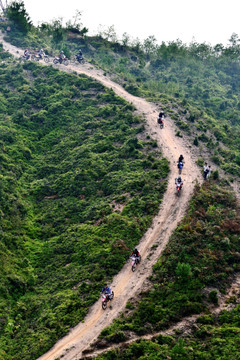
[2,17,240,176]
[1,3,240,360]
[2,4,240,176]
[97,305,240,359]
[0,45,168,360]
[83,35,240,177]
[95,180,240,346]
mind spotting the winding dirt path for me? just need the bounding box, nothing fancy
[85,275,240,358]
[1,35,202,360]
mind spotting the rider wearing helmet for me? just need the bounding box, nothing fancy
[38,48,45,59]
[76,48,83,62]
[175,176,183,188]
[59,50,65,64]
[203,162,210,180]
[24,48,30,59]
[131,247,140,263]
[158,111,165,125]
[101,284,111,300]
[178,155,184,163]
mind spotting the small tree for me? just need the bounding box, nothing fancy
[143,35,157,57]
[176,262,192,283]
[7,1,32,33]
[66,10,88,36]
[121,32,130,47]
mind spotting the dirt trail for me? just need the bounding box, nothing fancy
[86,275,240,358]
[1,36,202,360]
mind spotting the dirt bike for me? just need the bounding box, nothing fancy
[71,54,85,64]
[53,57,69,66]
[20,54,31,62]
[101,291,114,310]
[130,255,141,272]
[157,116,164,129]
[176,183,183,197]
[31,53,50,63]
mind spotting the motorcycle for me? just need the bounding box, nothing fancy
[20,54,31,62]
[71,54,85,64]
[157,116,164,129]
[176,183,183,197]
[130,255,141,272]
[53,57,69,66]
[101,291,114,310]
[31,53,50,63]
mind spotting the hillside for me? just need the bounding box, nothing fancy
[0,6,240,360]
[88,180,240,359]
[0,45,169,360]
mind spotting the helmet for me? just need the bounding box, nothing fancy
[41,49,43,52]
[60,50,64,54]
[178,176,181,181]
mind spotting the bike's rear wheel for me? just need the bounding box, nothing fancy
[44,56,50,63]
[102,301,107,310]
[160,124,164,129]
[132,263,136,272]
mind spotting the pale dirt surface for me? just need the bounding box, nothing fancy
[0,34,227,360]
[86,275,240,358]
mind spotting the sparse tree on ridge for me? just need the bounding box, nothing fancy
[0,0,8,15]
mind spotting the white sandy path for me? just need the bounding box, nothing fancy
[0,35,202,360]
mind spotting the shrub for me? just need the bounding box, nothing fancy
[208,290,218,305]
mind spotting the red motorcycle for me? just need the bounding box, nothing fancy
[157,115,164,129]
[176,183,183,196]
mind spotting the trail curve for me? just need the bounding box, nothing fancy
[0,35,202,360]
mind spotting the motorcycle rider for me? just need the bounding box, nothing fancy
[178,161,184,171]
[203,162,209,180]
[130,247,140,264]
[175,176,183,189]
[37,48,45,59]
[178,154,184,163]
[158,111,165,125]
[76,48,84,62]
[24,48,30,60]
[101,284,112,300]
[58,50,66,64]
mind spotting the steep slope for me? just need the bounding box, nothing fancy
[0,36,202,360]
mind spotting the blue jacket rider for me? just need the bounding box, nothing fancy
[101,284,111,295]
